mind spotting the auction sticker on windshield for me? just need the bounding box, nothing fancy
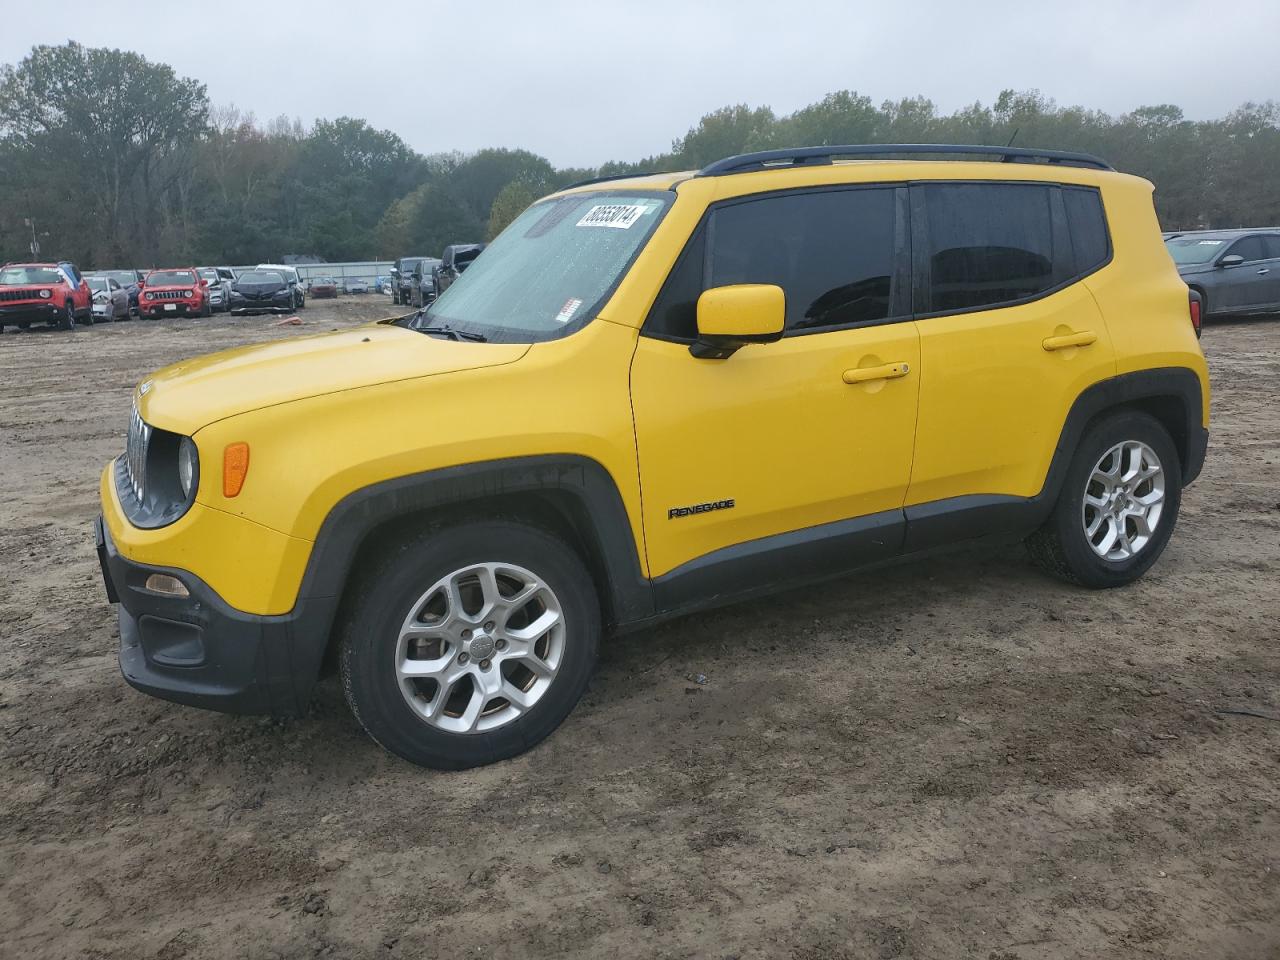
[555,298,583,323]
[576,204,648,229]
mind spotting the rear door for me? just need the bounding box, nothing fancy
[905,181,1116,514]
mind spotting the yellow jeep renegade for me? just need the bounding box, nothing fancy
[96,144,1209,769]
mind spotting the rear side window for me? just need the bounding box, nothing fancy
[1264,235,1280,260]
[646,187,899,339]
[922,183,1057,313]
[1063,186,1110,274]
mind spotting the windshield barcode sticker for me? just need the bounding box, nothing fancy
[576,204,648,229]
[555,298,583,323]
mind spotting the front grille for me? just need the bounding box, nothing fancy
[0,288,45,302]
[151,290,191,301]
[125,405,151,501]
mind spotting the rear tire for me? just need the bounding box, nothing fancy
[1027,411,1181,588]
[339,520,601,770]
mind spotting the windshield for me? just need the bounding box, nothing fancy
[1166,236,1230,265]
[418,193,670,341]
[398,258,425,272]
[0,266,62,285]
[149,270,196,285]
[198,269,219,281]
[103,271,136,285]
[86,276,110,292]
[238,270,285,284]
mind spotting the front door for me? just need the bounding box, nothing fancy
[630,185,920,598]
[1215,235,1273,312]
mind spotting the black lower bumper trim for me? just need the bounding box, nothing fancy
[97,516,337,717]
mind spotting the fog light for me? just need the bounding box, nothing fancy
[144,573,190,597]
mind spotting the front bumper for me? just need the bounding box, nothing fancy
[96,516,336,717]
[0,303,59,324]
[143,301,201,317]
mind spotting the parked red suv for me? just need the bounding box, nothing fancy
[0,261,92,331]
[139,268,211,319]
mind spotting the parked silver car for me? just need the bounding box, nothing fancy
[1166,229,1280,320]
[85,275,131,322]
[197,267,235,313]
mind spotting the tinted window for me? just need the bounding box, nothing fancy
[1264,235,1280,260]
[710,189,896,331]
[1229,236,1268,262]
[1064,187,1109,273]
[647,188,898,339]
[924,183,1056,312]
[646,227,706,339]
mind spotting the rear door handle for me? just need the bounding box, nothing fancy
[1257,268,1270,275]
[842,362,910,384]
[1042,330,1097,352]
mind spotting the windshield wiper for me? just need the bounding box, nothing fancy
[416,323,488,342]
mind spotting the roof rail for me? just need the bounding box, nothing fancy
[563,171,658,190]
[698,144,1113,176]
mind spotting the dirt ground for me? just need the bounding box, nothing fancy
[0,299,1277,960]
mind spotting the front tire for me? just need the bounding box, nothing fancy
[59,301,75,331]
[1027,411,1182,588]
[339,521,601,770]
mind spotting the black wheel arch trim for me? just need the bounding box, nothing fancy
[294,455,654,625]
[903,366,1206,553]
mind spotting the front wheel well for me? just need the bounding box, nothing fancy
[318,491,620,675]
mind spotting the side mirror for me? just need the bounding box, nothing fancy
[200,278,209,287]
[1218,254,1245,268]
[136,279,145,288]
[691,284,785,359]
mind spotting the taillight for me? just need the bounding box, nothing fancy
[1188,291,1202,339]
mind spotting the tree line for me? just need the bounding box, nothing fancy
[2,42,1277,270]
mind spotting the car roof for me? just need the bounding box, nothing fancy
[1166,228,1280,239]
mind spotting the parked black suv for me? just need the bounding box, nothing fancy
[1167,229,1280,319]
[391,256,430,305]
[433,244,485,296]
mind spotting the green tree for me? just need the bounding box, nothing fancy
[0,41,208,265]
[486,180,537,239]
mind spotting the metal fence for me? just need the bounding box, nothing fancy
[229,261,396,288]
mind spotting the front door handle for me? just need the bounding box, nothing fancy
[1257,268,1270,275]
[1042,330,1097,352]
[842,361,910,384]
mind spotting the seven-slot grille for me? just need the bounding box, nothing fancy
[0,288,45,302]
[150,289,192,300]
[125,405,151,501]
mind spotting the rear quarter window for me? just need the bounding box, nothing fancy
[1063,186,1111,274]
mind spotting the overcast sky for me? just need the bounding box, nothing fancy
[5,0,1278,167]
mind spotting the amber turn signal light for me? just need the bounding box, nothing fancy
[223,442,250,497]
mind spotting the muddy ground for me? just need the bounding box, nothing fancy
[0,299,1277,960]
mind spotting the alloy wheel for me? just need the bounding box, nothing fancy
[1081,440,1166,561]
[394,561,565,734]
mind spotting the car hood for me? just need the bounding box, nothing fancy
[135,324,529,434]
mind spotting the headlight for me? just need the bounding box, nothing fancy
[178,437,198,498]
[39,289,51,299]
[145,292,154,301]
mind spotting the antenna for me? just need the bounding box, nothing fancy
[1006,128,1020,148]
